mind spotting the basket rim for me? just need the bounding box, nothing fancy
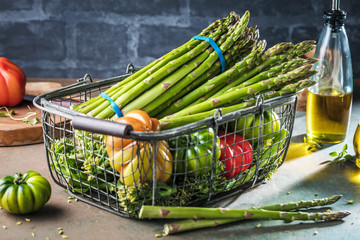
[33,73,299,140]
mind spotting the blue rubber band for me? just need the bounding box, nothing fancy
[193,36,225,72]
[99,92,123,118]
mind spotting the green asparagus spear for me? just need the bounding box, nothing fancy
[161,64,315,120]
[139,205,350,221]
[159,79,316,129]
[161,195,344,235]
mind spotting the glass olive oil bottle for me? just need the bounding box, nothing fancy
[306,1,353,144]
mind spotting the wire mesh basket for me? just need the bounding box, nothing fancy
[33,66,297,219]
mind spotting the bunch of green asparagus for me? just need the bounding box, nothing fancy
[73,11,257,119]
[139,195,350,236]
[73,10,318,130]
[158,40,318,129]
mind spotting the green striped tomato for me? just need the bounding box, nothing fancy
[0,171,51,214]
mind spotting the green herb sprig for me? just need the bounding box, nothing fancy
[321,144,355,165]
[0,106,41,125]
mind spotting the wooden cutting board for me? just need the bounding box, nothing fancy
[0,82,63,146]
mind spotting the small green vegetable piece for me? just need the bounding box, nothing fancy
[0,171,52,214]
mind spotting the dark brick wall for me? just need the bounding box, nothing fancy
[0,0,359,80]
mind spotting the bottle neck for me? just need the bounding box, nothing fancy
[323,9,347,32]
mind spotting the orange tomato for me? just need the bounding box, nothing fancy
[124,110,153,130]
[106,116,148,159]
[105,110,173,186]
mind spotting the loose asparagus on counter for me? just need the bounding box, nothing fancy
[140,205,350,221]
[159,195,344,235]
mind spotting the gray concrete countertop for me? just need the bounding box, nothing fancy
[1,100,359,240]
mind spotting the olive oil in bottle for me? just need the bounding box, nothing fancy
[307,87,352,143]
[353,122,360,168]
[306,1,353,144]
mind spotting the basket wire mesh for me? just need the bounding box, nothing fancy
[34,70,297,219]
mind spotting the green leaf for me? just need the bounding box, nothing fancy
[0,112,6,117]
[323,144,356,166]
[329,152,338,157]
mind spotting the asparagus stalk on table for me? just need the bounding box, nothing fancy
[139,195,350,236]
[140,205,350,221]
[154,195,344,235]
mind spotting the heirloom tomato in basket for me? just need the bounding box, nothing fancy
[0,57,27,107]
[170,129,221,176]
[218,131,253,179]
[0,171,51,214]
[106,110,172,187]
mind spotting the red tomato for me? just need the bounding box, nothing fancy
[0,57,26,107]
[218,131,253,179]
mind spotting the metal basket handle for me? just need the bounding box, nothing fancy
[72,115,133,138]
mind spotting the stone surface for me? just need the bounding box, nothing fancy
[0,0,358,79]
